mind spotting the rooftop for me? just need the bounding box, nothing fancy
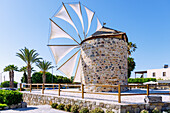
[90,26,125,37]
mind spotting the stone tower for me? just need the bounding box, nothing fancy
[81,27,128,92]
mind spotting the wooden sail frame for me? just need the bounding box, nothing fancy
[47,44,79,46]
[82,4,96,38]
[79,2,85,39]
[73,55,81,82]
[50,18,80,45]
[62,2,82,42]
[48,2,103,81]
[85,12,95,38]
[57,49,80,70]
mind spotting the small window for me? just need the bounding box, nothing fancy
[163,72,166,76]
[153,72,156,77]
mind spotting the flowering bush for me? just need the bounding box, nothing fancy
[79,107,89,113]
[140,109,149,113]
[90,108,104,113]
[64,104,71,112]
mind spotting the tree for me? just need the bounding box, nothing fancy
[32,72,72,83]
[4,65,18,88]
[36,60,53,83]
[128,42,137,56]
[127,42,137,78]
[19,66,35,83]
[0,81,18,88]
[19,66,27,83]
[16,47,41,83]
[128,57,136,78]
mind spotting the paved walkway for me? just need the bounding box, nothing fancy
[0,105,68,113]
[22,88,170,104]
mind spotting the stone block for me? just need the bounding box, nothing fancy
[17,103,22,108]
[134,108,140,113]
[144,96,162,103]
[21,102,27,108]
[120,108,126,113]
[9,104,17,109]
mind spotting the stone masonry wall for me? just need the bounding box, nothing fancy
[23,93,170,113]
[81,37,128,92]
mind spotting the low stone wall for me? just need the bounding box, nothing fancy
[0,102,27,110]
[23,92,170,113]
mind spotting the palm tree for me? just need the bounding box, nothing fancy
[19,66,27,83]
[19,66,35,83]
[128,42,137,56]
[4,65,18,88]
[16,47,41,83]
[36,60,53,83]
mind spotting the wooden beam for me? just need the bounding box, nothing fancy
[58,84,61,96]
[118,84,121,103]
[62,2,82,42]
[47,44,79,46]
[82,84,84,99]
[30,84,32,93]
[147,84,149,96]
[57,49,80,70]
[20,83,22,91]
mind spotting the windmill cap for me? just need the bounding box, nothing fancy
[91,26,125,37]
[82,26,128,43]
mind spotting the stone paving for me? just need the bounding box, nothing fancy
[0,105,68,113]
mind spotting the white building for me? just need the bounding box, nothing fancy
[147,67,170,80]
[135,65,170,80]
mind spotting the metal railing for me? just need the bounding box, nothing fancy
[19,83,170,103]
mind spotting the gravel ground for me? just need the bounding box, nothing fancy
[0,105,68,113]
[22,88,170,104]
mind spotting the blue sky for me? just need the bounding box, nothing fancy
[0,0,170,82]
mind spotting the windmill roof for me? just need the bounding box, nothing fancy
[90,26,125,37]
[81,26,128,44]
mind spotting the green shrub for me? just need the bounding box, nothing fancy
[17,88,25,91]
[0,81,18,88]
[106,110,114,113]
[152,107,160,113]
[0,90,22,105]
[64,104,71,112]
[57,104,65,110]
[79,107,89,113]
[32,72,72,83]
[71,104,79,113]
[90,108,104,113]
[140,109,149,113]
[128,78,156,83]
[51,103,58,108]
[0,104,7,108]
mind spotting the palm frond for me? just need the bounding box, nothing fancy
[16,47,41,65]
[36,60,53,73]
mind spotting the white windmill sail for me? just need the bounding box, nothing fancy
[49,45,78,64]
[50,21,72,40]
[84,6,95,36]
[69,3,84,35]
[96,17,102,31]
[73,57,82,82]
[50,19,79,44]
[54,5,80,39]
[58,50,80,78]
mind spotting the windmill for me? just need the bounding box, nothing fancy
[48,2,102,83]
[48,2,128,92]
